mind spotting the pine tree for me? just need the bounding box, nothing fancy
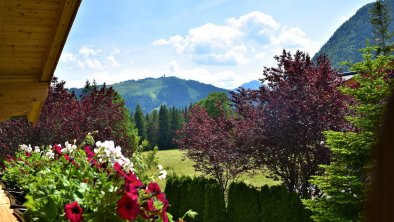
[170,107,183,148]
[370,0,393,55]
[134,105,146,140]
[303,48,393,221]
[158,105,171,149]
[146,110,159,149]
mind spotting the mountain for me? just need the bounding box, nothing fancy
[313,0,394,69]
[238,80,261,90]
[73,77,229,113]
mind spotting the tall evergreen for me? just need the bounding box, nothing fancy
[134,105,146,140]
[146,110,159,149]
[303,48,392,221]
[370,0,393,55]
[170,107,183,148]
[158,105,171,149]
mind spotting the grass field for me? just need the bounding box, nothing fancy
[154,149,281,190]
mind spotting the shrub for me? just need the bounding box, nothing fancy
[2,135,173,222]
[227,182,260,222]
[260,185,311,222]
[204,179,227,222]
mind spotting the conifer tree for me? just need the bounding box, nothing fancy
[134,105,146,140]
[303,48,393,221]
[170,107,183,148]
[370,0,393,55]
[158,105,171,149]
[146,110,159,149]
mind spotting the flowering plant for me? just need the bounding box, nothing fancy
[1,134,192,222]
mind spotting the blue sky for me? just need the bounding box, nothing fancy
[55,0,373,89]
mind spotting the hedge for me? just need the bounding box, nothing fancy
[227,182,260,222]
[165,177,311,222]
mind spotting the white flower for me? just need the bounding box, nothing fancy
[123,162,134,173]
[34,146,40,153]
[158,169,167,180]
[158,164,163,170]
[61,141,77,154]
[45,150,54,159]
[19,144,28,151]
[94,140,125,164]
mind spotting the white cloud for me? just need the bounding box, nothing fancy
[85,59,103,69]
[79,46,102,57]
[107,56,120,67]
[111,48,121,55]
[60,53,76,63]
[167,60,179,74]
[271,27,318,52]
[153,11,318,66]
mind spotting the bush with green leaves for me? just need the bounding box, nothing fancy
[1,134,197,222]
[303,48,393,221]
[227,182,260,222]
[260,185,311,222]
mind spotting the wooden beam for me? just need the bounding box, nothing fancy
[0,82,48,103]
[40,0,82,82]
[0,0,3,32]
[4,1,61,11]
[0,82,48,123]
[27,101,43,123]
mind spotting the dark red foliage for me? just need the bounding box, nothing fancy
[231,50,350,197]
[33,79,83,145]
[29,78,136,155]
[177,106,256,193]
[0,119,33,158]
[80,86,135,154]
[64,201,83,222]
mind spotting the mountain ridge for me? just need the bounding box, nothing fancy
[313,0,394,69]
[71,76,230,113]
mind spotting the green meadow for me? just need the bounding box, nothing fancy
[154,149,281,190]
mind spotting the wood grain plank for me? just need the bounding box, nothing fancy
[0,38,50,45]
[0,44,48,52]
[0,51,44,58]
[2,23,54,33]
[41,0,82,81]
[0,183,18,222]
[4,0,61,10]
[0,0,3,34]
[0,65,41,75]
[3,16,56,26]
[27,101,44,123]
[0,31,52,40]
[0,57,43,64]
[0,82,49,103]
[3,7,58,18]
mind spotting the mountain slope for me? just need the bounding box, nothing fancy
[110,77,229,113]
[238,80,261,90]
[313,0,394,69]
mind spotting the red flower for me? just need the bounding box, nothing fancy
[146,199,156,212]
[161,204,169,222]
[125,172,144,188]
[84,146,95,159]
[147,182,161,194]
[64,201,83,222]
[147,182,167,204]
[114,162,126,177]
[117,192,140,220]
[54,144,62,156]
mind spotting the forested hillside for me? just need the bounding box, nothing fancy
[313,0,394,69]
[72,76,229,113]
